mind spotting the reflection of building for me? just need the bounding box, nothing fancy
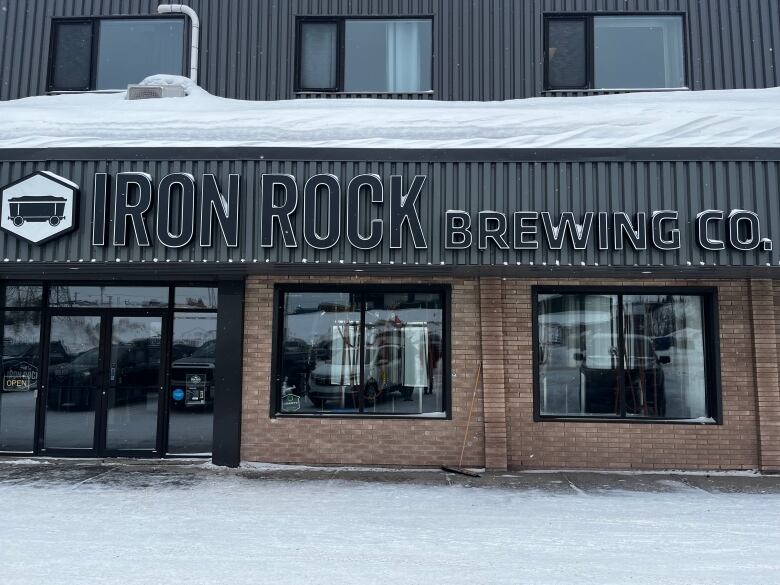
[177,328,217,347]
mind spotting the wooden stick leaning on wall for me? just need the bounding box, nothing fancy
[441,362,482,478]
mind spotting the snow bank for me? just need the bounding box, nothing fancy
[0,458,49,465]
[1,74,779,149]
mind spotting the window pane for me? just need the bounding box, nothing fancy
[547,19,587,89]
[49,286,169,308]
[105,316,161,451]
[538,294,620,416]
[622,295,708,419]
[96,18,184,90]
[50,21,93,91]
[363,292,444,415]
[4,286,43,307]
[279,292,361,414]
[594,16,685,89]
[299,22,338,90]
[0,311,41,452]
[345,20,432,92]
[174,287,218,310]
[168,313,216,455]
[44,315,100,450]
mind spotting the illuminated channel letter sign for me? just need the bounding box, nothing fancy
[444,209,772,252]
[0,170,773,255]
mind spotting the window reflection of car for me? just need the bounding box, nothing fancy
[575,333,670,416]
[307,342,422,409]
[170,339,215,410]
[48,346,101,410]
[114,340,163,403]
[48,339,164,410]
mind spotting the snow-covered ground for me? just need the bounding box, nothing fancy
[1,75,779,149]
[1,462,779,585]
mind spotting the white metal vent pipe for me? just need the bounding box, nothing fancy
[157,4,200,84]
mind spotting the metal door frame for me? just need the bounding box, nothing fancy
[38,308,169,457]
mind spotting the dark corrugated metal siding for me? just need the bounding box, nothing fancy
[1,153,779,272]
[0,0,778,102]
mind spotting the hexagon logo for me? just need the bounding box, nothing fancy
[0,171,79,244]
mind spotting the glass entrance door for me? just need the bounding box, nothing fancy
[43,312,165,455]
[104,316,163,452]
[44,315,102,451]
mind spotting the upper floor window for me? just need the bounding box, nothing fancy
[545,15,686,91]
[296,18,433,93]
[47,17,186,92]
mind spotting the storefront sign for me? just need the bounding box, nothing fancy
[0,170,773,254]
[0,171,79,244]
[3,362,38,391]
[281,393,301,412]
[443,209,772,252]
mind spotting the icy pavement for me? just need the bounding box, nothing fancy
[1,459,779,585]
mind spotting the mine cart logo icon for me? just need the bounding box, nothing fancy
[0,171,79,244]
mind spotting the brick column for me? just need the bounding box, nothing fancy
[749,279,780,472]
[478,277,508,470]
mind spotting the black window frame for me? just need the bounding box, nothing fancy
[271,283,451,419]
[294,16,435,94]
[543,12,690,92]
[532,286,722,424]
[46,14,189,93]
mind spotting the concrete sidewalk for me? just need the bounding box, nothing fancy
[2,456,779,494]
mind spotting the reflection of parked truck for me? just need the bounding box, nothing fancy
[8,195,67,227]
[306,325,437,408]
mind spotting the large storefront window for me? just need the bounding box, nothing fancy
[276,287,447,416]
[537,291,714,421]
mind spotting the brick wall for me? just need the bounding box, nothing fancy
[240,275,768,471]
[241,275,486,467]
[505,278,759,471]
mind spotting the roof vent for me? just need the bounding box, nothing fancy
[126,84,187,100]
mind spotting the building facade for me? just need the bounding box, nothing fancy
[1,0,779,471]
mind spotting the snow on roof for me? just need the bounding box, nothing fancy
[1,74,779,150]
